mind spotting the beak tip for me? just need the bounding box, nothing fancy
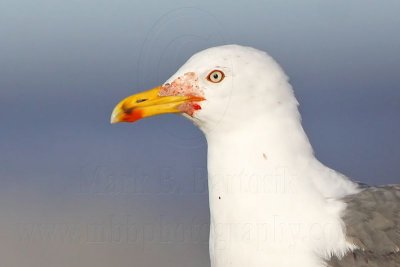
[110,118,119,124]
[110,111,120,124]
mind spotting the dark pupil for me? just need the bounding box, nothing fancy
[213,73,219,79]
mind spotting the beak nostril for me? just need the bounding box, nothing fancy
[136,98,148,103]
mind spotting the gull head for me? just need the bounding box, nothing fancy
[111,45,298,134]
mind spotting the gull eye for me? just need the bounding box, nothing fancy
[207,70,225,83]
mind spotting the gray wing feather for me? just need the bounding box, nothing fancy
[327,185,400,267]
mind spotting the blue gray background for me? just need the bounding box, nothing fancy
[0,0,399,266]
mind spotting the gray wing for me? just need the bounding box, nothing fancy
[328,185,400,267]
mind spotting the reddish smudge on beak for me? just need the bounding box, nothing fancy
[121,109,143,123]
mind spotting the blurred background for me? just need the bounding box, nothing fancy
[0,0,399,266]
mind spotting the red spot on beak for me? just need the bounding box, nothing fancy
[192,103,201,110]
[122,109,143,123]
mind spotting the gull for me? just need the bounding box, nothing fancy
[111,45,400,267]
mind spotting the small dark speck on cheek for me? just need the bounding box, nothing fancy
[218,196,221,200]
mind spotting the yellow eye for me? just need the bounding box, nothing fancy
[207,70,225,83]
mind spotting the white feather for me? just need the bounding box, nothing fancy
[169,45,360,267]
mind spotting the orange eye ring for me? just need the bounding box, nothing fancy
[207,70,225,83]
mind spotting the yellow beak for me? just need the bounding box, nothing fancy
[110,86,204,124]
